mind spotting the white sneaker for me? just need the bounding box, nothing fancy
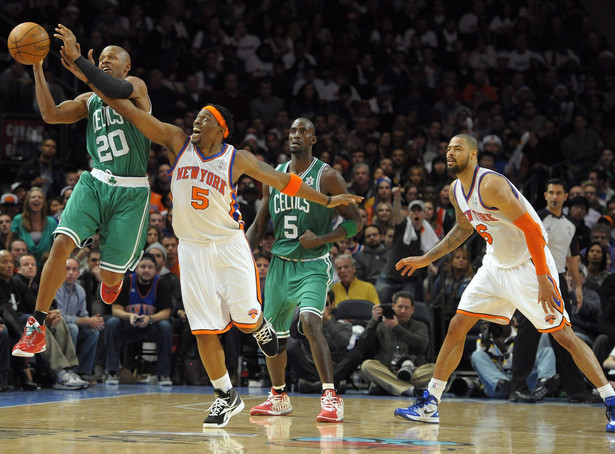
[105,372,120,385]
[53,370,86,390]
[67,371,90,389]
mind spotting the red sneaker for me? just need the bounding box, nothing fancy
[249,388,293,416]
[101,280,123,305]
[316,389,344,423]
[12,317,47,357]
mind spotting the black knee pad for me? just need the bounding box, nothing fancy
[277,338,288,354]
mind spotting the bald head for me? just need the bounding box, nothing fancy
[454,134,478,152]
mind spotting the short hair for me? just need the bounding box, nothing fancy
[139,252,157,265]
[545,178,568,192]
[334,253,355,267]
[364,224,382,235]
[392,290,414,306]
[17,253,36,265]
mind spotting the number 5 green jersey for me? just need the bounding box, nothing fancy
[269,158,334,260]
[86,94,151,177]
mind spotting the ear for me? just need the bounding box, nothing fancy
[311,135,318,146]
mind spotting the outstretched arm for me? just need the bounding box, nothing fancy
[234,150,363,208]
[396,180,474,276]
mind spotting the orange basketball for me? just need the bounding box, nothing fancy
[7,22,50,65]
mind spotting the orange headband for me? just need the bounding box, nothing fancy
[202,106,229,138]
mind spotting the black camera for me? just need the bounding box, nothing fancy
[397,358,416,381]
[381,304,396,319]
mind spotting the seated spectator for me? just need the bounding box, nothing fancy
[566,196,592,251]
[161,234,180,277]
[584,241,611,288]
[14,254,89,389]
[569,263,601,346]
[146,226,162,249]
[15,137,64,198]
[472,320,559,400]
[0,193,20,220]
[354,225,387,285]
[0,250,37,390]
[55,258,103,377]
[0,213,14,251]
[105,253,173,385]
[9,239,28,268]
[430,247,475,349]
[11,187,58,267]
[330,254,380,306]
[288,291,353,393]
[359,291,435,397]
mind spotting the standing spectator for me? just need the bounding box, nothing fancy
[104,253,173,386]
[54,258,102,377]
[354,225,388,285]
[376,190,439,305]
[15,138,64,199]
[10,187,58,267]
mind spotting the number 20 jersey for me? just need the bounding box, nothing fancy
[85,94,150,177]
[168,139,244,243]
[452,166,548,269]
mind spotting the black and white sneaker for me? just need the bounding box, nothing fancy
[203,388,245,428]
[252,318,279,357]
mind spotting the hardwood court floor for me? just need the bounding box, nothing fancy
[0,385,613,453]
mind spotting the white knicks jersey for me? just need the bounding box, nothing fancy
[452,167,548,269]
[168,139,244,242]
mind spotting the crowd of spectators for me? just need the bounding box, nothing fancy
[1,0,615,398]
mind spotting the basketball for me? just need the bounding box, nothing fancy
[7,22,50,65]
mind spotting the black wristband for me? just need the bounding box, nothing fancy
[326,195,331,207]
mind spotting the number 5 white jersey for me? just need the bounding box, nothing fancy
[452,167,548,269]
[168,139,244,243]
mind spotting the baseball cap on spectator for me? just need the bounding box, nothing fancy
[11,181,29,192]
[597,215,614,228]
[0,193,18,205]
[553,84,568,96]
[243,133,258,143]
[599,51,615,62]
[408,200,425,211]
[146,242,167,261]
[568,196,589,210]
[482,135,502,147]
[60,185,74,198]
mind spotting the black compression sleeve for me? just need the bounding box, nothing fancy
[75,56,134,99]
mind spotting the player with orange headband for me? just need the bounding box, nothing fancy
[55,25,362,428]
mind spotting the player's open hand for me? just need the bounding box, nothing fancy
[395,255,431,277]
[54,24,80,61]
[537,275,562,314]
[327,194,363,207]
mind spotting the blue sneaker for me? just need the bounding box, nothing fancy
[605,396,615,432]
[394,390,439,424]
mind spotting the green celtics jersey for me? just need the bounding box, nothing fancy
[85,94,150,177]
[269,158,334,260]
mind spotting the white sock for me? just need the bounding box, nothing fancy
[322,383,335,391]
[211,372,233,392]
[427,378,448,402]
[598,383,615,400]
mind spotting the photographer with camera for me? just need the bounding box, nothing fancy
[104,253,173,386]
[359,291,435,396]
[471,319,559,399]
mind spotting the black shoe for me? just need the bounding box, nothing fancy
[368,382,385,395]
[510,389,539,403]
[568,391,603,404]
[531,374,560,401]
[252,319,279,358]
[497,379,511,396]
[297,378,321,394]
[203,388,245,428]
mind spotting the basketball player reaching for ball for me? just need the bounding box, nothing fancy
[13,25,152,358]
[393,134,615,432]
[247,118,363,423]
[58,30,362,428]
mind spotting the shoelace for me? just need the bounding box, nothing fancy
[207,397,228,416]
[321,392,338,411]
[412,394,429,408]
[253,322,273,344]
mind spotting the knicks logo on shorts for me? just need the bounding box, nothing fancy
[545,314,556,325]
[248,308,259,319]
